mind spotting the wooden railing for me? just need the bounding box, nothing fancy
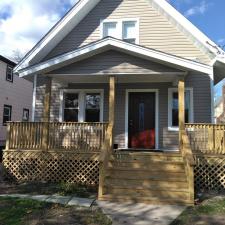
[6,122,108,152]
[180,130,195,204]
[185,123,225,155]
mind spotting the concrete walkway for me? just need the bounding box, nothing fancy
[97,201,186,225]
[0,194,94,207]
[0,194,185,224]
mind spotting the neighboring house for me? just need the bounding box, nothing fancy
[4,0,225,205]
[215,85,225,123]
[0,55,33,147]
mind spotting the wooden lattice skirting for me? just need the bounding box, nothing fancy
[3,150,100,185]
[194,154,225,191]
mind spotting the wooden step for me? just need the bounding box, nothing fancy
[104,179,189,190]
[112,153,183,163]
[105,188,190,199]
[99,194,193,206]
[108,162,185,172]
[107,170,187,181]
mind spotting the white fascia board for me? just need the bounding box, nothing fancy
[150,0,223,57]
[14,0,101,73]
[18,38,213,77]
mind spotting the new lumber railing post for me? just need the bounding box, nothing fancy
[42,77,52,151]
[178,77,185,148]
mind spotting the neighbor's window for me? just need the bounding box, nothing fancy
[63,93,79,122]
[169,89,192,128]
[103,22,118,38]
[122,21,137,44]
[3,105,12,126]
[6,65,13,82]
[22,108,29,122]
[85,93,101,122]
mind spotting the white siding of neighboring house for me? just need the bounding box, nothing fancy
[0,60,33,146]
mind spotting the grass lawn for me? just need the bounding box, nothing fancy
[0,181,97,198]
[0,197,112,225]
[171,196,225,225]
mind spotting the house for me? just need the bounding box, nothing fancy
[215,85,225,123]
[0,55,33,150]
[3,0,225,205]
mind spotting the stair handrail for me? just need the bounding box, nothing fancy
[180,129,195,204]
[98,123,113,198]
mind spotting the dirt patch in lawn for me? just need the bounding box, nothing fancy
[0,197,111,225]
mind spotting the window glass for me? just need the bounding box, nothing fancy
[22,109,29,122]
[3,105,12,125]
[85,93,100,122]
[6,66,13,82]
[122,21,137,43]
[171,91,191,127]
[103,22,117,38]
[64,93,79,122]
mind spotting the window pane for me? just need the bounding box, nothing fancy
[171,91,191,127]
[6,66,13,81]
[123,21,136,43]
[23,109,29,122]
[103,22,117,38]
[64,109,78,122]
[3,106,12,125]
[64,93,78,108]
[85,93,100,122]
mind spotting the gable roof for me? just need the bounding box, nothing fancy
[14,0,224,74]
[0,55,17,67]
[17,37,213,77]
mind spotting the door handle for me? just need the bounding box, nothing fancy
[129,120,133,127]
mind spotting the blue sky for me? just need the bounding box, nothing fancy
[0,0,224,97]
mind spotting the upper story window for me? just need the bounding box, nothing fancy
[122,21,137,44]
[6,65,13,82]
[101,19,139,44]
[103,22,118,38]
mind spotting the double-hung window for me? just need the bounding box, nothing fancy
[6,65,13,82]
[22,109,29,122]
[62,90,103,123]
[102,19,139,44]
[3,105,12,126]
[168,88,193,130]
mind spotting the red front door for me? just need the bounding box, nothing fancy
[128,92,155,149]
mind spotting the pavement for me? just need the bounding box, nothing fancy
[96,201,186,225]
[0,194,94,207]
[0,193,186,225]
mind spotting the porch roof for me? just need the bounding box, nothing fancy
[16,37,213,77]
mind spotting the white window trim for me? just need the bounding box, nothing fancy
[168,87,194,131]
[59,89,104,122]
[100,18,140,44]
[125,89,159,150]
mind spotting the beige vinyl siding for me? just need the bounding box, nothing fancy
[48,50,183,75]
[45,0,210,64]
[35,72,211,150]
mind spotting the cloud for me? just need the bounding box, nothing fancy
[0,0,78,59]
[184,1,211,18]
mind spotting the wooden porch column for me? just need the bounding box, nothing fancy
[178,77,185,146]
[109,76,115,149]
[42,77,52,150]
